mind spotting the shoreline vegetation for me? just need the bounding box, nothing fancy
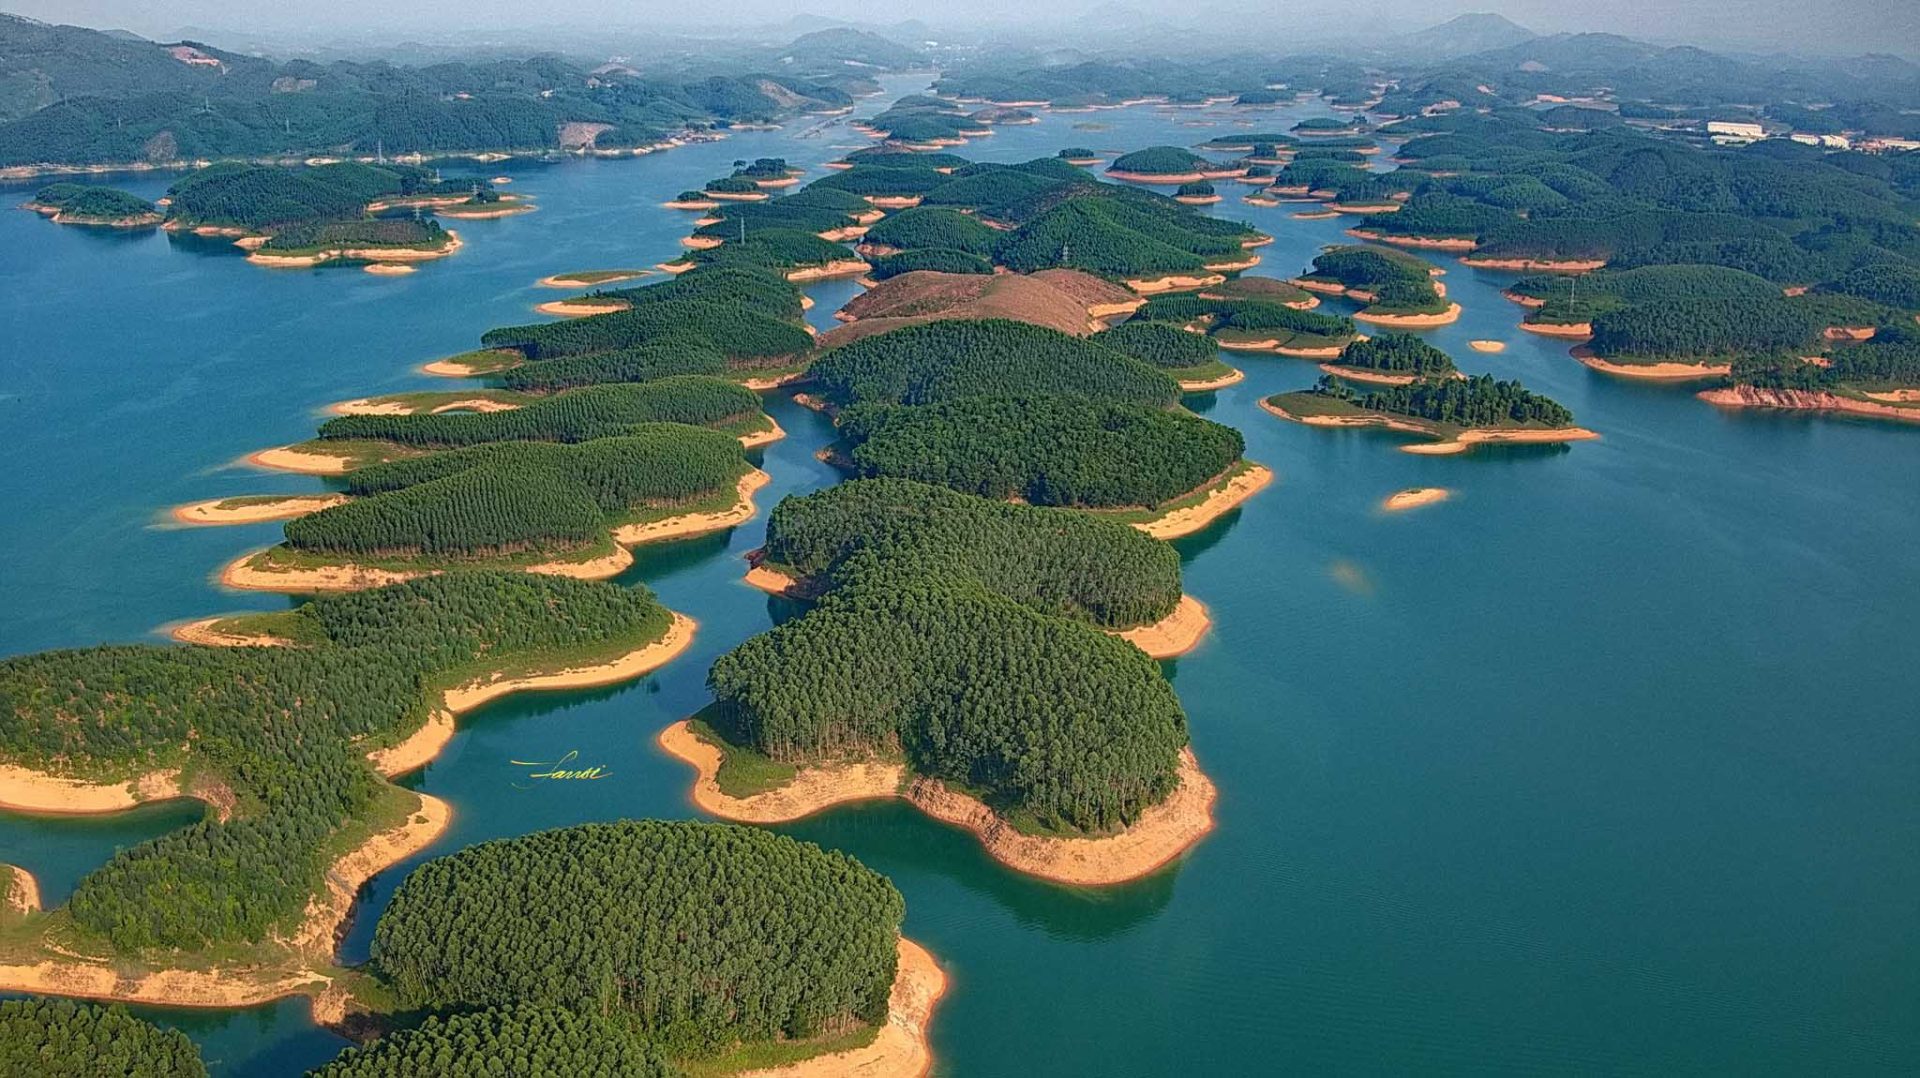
[169,494,350,526]
[217,469,771,593]
[1261,396,1598,455]
[658,721,1217,886]
[1130,462,1274,539]
[0,605,698,1015]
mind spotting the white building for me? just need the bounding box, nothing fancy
[1707,120,1766,145]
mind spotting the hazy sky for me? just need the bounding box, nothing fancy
[7,0,1917,57]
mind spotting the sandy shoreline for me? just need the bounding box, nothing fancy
[220,551,424,593]
[1574,351,1729,380]
[612,469,770,545]
[659,722,1216,886]
[1132,463,1274,539]
[1520,320,1593,339]
[744,938,945,1078]
[245,231,462,269]
[1260,399,1598,455]
[738,415,788,448]
[1112,594,1211,658]
[537,270,649,288]
[534,299,626,317]
[288,792,451,954]
[1383,487,1451,511]
[1353,302,1462,327]
[1461,256,1604,272]
[1178,367,1245,392]
[1343,229,1476,252]
[442,611,697,713]
[245,445,357,476]
[169,617,296,647]
[171,494,348,526]
[6,864,39,915]
[0,765,184,815]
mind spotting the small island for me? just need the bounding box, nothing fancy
[22,183,162,227]
[1264,372,1596,455]
[1295,244,1461,326]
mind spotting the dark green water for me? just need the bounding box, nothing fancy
[2,76,1916,1075]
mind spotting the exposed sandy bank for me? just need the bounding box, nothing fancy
[1343,229,1476,252]
[743,938,945,1078]
[1132,464,1274,539]
[1178,367,1245,392]
[220,551,423,593]
[1125,273,1226,295]
[1520,320,1593,339]
[1112,594,1211,658]
[171,494,347,526]
[658,723,1216,886]
[1383,487,1451,511]
[0,765,183,815]
[1697,386,1920,423]
[1574,351,1729,380]
[168,617,296,648]
[443,612,696,713]
[534,299,626,317]
[288,792,451,955]
[1460,256,1604,272]
[537,270,649,288]
[1469,339,1506,353]
[244,445,356,476]
[362,264,415,276]
[6,865,39,915]
[611,469,770,545]
[787,259,871,282]
[1353,302,1461,327]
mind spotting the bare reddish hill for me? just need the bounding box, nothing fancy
[824,269,1143,347]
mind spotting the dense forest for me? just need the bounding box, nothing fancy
[708,579,1189,834]
[317,378,760,447]
[26,182,157,221]
[837,396,1244,509]
[1333,334,1459,376]
[0,999,207,1077]
[164,161,461,230]
[1300,373,1577,428]
[0,574,669,949]
[258,217,450,253]
[0,16,885,167]
[1138,296,1357,343]
[372,820,902,1056]
[761,479,1182,629]
[1730,327,1920,391]
[862,206,999,255]
[285,427,747,558]
[808,320,1180,409]
[1092,321,1225,369]
[310,1006,677,1078]
[1586,295,1829,360]
[481,298,810,362]
[868,248,996,280]
[1109,146,1213,175]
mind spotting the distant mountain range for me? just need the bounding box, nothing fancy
[1391,13,1538,59]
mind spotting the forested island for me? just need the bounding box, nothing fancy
[21,182,160,227]
[0,574,694,1012]
[666,479,1219,883]
[1135,294,1359,356]
[1296,245,1461,325]
[1265,372,1597,455]
[1701,327,1920,422]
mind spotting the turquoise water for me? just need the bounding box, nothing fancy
[2,76,1917,1074]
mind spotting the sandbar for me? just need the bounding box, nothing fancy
[1460,256,1604,272]
[244,445,356,476]
[1469,339,1506,353]
[537,270,649,288]
[1112,594,1211,658]
[168,617,296,648]
[1382,487,1451,512]
[362,263,415,276]
[171,494,348,526]
[1132,463,1274,540]
[535,299,626,317]
[658,722,1216,886]
[1574,350,1729,380]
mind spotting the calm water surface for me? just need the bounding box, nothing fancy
[2,76,1916,1075]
